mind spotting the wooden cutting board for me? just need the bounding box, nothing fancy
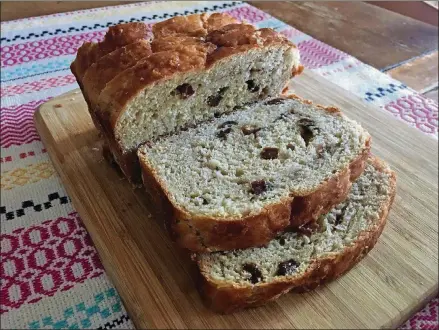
[34,71,438,329]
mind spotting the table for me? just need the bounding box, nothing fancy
[1,1,438,102]
[1,1,437,329]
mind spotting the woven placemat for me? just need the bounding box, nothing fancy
[1,1,437,329]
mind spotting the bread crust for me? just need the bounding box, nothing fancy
[152,13,239,38]
[195,156,396,313]
[80,42,152,163]
[82,40,152,108]
[71,22,148,83]
[138,94,372,252]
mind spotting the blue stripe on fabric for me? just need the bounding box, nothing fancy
[0,1,241,43]
[1,58,73,81]
[27,288,123,330]
[364,83,407,102]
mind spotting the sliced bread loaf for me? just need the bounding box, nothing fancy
[195,156,396,313]
[138,95,371,252]
[83,15,301,183]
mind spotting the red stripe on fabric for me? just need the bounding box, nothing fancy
[0,32,107,68]
[319,60,362,77]
[0,23,155,68]
[1,75,76,97]
[0,212,104,313]
[224,6,270,23]
[1,99,50,147]
[297,38,348,69]
[399,298,438,329]
[383,94,438,135]
[1,149,47,163]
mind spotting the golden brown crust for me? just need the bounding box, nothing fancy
[102,22,148,50]
[152,13,239,39]
[70,29,150,186]
[151,35,216,53]
[152,14,208,38]
[70,42,98,85]
[197,156,396,313]
[204,13,239,32]
[205,24,293,64]
[71,22,148,83]
[206,24,257,46]
[206,24,292,48]
[97,18,297,135]
[82,40,152,108]
[292,64,304,77]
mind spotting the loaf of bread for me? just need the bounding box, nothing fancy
[138,95,371,252]
[71,14,303,184]
[194,156,396,313]
[70,14,396,316]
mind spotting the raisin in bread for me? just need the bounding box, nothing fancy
[72,13,302,184]
[195,156,396,313]
[138,95,371,252]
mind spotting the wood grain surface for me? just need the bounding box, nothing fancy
[387,51,438,93]
[34,70,438,329]
[425,88,439,102]
[367,1,439,27]
[250,1,438,70]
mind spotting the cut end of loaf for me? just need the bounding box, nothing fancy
[114,45,298,152]
[138,96,370,219]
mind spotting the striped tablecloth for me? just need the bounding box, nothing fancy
[1,1,437,329]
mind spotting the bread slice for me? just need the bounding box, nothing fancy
[89,15,301,184]
[195,156,396,313]
[138,95,371,252]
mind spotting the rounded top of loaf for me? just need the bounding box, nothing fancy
[81,40,153,108]
[152,13,240,38]
[71,22,149,81]
[94,14,297,133]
